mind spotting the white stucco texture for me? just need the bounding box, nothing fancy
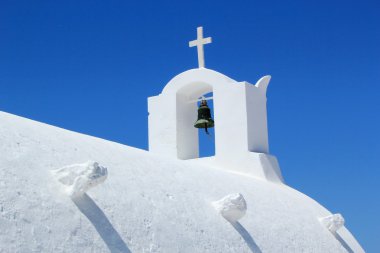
[148,68,282,183]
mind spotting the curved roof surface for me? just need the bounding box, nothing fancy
[0,111,363,252]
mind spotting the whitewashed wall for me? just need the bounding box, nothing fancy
[148,68,283,183]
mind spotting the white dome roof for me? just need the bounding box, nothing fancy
[0,111,363,252]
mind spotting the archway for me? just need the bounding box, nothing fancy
[148,68,280,182]
[197,92,215,158]
[149,68,270,161]
[176,82,215,159]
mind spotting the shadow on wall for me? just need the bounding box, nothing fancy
[72,193,132,253]
[333,232,354,253]
[230,221,262,253]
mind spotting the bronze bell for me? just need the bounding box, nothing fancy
[194,99,214,134]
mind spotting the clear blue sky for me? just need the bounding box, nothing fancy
[1,0,379,251]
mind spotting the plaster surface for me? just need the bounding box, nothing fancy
[148,68,281,182]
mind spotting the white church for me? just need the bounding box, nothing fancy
[0,27,364,252]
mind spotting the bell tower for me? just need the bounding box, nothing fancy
[147,27,284,183]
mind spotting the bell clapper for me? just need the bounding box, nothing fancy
[204,123,209,135]
[205,129,215,143]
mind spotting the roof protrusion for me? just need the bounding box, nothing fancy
[213,193,247,222]
[319,213,345,233]
[52,161,108,197]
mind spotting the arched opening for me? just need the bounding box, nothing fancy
[176,83,215,160]
[197,92,215,157]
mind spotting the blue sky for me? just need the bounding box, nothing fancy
[1,0,379,251]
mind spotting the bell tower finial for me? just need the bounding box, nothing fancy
[189,27,212,68]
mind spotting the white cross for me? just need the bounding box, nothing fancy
[189,27,212,68]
